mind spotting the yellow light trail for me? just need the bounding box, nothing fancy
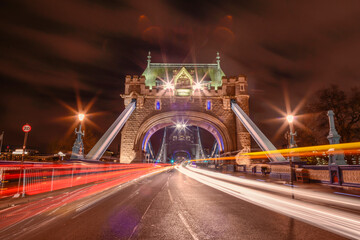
[190,141,360,162]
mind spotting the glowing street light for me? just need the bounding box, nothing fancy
[286,114,296,197]
[164,82,174,90]
[71,113,85,160]
[175,122,187,130]
[286,114,294,123]
[193,82,203,90]
[285,114,296,148]
[78,113,85,121]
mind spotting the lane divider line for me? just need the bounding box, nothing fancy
[178,212,199,240]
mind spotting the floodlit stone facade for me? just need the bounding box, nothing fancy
[120,53,250,163]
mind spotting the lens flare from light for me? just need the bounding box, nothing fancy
[193,82,203,90]
[286,115,294,123]
[164,82,174,90]
[78,113,85,121]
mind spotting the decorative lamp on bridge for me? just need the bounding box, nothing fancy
[71,113,85,160]
[164,82,174,90]
[193,82,203,91]
[78,113,85,121]
[286,115,294,123]
[175,123,186,129]
[286,114,296,148]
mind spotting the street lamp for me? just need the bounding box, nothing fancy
[70,113,85,160]
[286,114,296,199]
[193,82,202,90]
[286,115,296,148]
[286,114,294,124]
[78,113,85,121]
[164,82,174,90]
[175,122,186,130]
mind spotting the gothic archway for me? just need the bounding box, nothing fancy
[134,111,233,154]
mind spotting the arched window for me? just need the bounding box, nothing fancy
[155,100,161,110]
[206,100,212,110]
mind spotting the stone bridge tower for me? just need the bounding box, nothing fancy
[120,52,250,163]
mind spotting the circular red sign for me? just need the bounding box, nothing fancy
[22,124,31,133]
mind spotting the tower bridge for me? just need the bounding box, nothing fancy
[85,52,285,163]
[119,52,250,163]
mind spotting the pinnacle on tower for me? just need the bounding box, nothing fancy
[147,51,151,67]
[216,52,220,69]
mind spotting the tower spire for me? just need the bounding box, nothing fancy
[147,51,151,68]
[216,52,220,69]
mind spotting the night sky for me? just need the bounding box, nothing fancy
[1,0,360,153]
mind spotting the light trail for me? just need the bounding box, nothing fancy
[184,166,360,210]
[178,165,360,239]
[0,163,171,198]
[190,141,360,162]
[0,164,173,231]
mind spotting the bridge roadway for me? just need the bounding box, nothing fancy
[0,167,349,240]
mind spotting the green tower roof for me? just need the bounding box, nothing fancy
[142,53,225,88]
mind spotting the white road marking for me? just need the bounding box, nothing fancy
[167,189,173,202]
[178,212,199,240]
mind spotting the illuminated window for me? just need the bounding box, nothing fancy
[206,100,212,110]
[155,100,161,110]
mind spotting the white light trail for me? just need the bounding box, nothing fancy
[178,165,360,239]
[187,166,360,210]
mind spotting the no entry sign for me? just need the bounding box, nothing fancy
[22,124,31,133]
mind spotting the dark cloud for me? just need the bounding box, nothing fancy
[1,0,360,152]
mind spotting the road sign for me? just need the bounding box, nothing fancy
[22,124,31,133]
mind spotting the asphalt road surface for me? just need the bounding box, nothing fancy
[0,168,346,240]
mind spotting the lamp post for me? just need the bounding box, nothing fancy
[70,114,85,160]
[286,115,296,199]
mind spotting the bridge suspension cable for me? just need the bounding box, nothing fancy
[209,141,219,159]
[146,140,155,160]
[231,102,286,162]
[155,127,167,162]
[86,100,136,160]
[196,127,206,159]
